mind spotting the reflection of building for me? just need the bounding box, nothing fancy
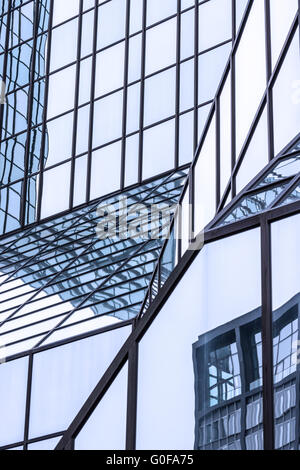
[193,293,299,450]
[0,0,49,233]
[0,0,299,453]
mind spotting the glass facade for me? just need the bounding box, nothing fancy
[0,0,299,452]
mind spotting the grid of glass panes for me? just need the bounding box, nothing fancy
[0,168,186,360]
[208,341,241,405]
[0,0,235,236]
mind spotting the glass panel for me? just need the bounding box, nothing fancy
[273,29,300,154]
[75,364,128,450]
[28,436,62,450]
[144,67,176,127]
[142,119,175,180]
[94,42,125,97]
[256,155,300,188]
[41,163,71,219]
[90,141,121,200]
[270,0,298,70]
[146,0,177,26]
[145,18,176,76]
[93,91,123,148]
[194,115,216,235]
[29,326,131,438]
[50,18,78,72]
[198,0,231,52]
[0,357,28,447]
[280,184,300,206]
[235,107,269,194]
[97,0,126,49]
[198,42,232,105]
[217,182,290,227]
[235,0,266,157]
[219,73,232,196]
[137,229,262,450]
[272,215,300,450]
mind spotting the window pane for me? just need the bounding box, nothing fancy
[75,364,128,450]
[29,326,131,438]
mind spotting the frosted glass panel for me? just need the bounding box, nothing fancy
[29,326,131,438]
[0,357,28,447]
[181,9,194,61]
[273,30,300,155]
[198,0,231,52]
[41,163,71,219]
[147,0,177,26]
[97,0,126,49]
[271,214,300,311]
[94,42,125,97]
[90,141,121,200]
[144,68,176,126]
[145,18,176,75]
[137,229,261,449]
[219,73,232,196]
[194,115,216,235]
[53,0,79,26]
[47,65,76,120]
[93,91,123,147]
[125,134,139,187]
[46,112,74,167]
[75,365,128,450]
[198,42,232,104]
[179,111,194,165]
[270,0,298,70]
[143,119,175,180]
[235,0,266,156]
[50,18,78,72]
[236,107,268,194]
[28,437,61,450]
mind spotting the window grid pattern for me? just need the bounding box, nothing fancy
[0,0,237,236]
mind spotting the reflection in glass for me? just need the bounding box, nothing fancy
[0,169,187,355]
[256,155,300,188]
[193,311,263,450]
[0,1,50,234]
[217,183,289,227]
[273,298,299,450]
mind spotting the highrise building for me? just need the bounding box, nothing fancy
[0,0,299,451]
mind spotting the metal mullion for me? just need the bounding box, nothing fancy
[215,96,221,208]
[264,0,275,162]
[85,0,98,203]
[193,0,198,154]
[260,215,275,450]
[120,0,130,191]
[126,340,138,450]
[232,0,236,41]
[138,0,147,184]
[174,0,181,169]
[19,0,41,227]
[36,0,54,222]
[23,352,33,450]
[0,0,12,143]
[69,0,84,210]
